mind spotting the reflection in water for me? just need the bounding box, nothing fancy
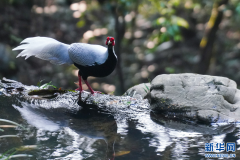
[150,112,236,135]
[148,111,237,159]
[1,79,240,159]
[12,100,118,160]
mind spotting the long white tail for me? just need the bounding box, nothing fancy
[13,37,73,65]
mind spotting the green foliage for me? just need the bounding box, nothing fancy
[67,90,76,92]
[108,91,115,95]
[165,67,175,73]
[76,20,85,28]
[5,150,18,160]
[148,78,151,83]
[144,83,149,91]
[0,148,17,160]
[236,3,240,14]
[0,119,25,129]
[39,81,57,89]
[10,35,22,43]
[143,88,148,93]
[147,0,191,46]
[37,80,44,88]
[143,83,150,93]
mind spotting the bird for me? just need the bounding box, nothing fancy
[13,36,117,94]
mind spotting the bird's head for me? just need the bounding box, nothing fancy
[106,37,115,46]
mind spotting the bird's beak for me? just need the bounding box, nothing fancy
[108,40,111,45]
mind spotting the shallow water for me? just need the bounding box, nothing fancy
[0,80,240,160]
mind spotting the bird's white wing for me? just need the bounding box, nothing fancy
[13,37,73,65]
[68,43,108,66]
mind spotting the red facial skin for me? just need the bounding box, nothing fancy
[105,37,109,45]
[106,37,115,46]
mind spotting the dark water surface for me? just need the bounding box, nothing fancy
[0,80,240,160]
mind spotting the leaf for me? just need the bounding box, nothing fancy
[165,67,175,73]
[41,81,57,89]
[167,26,175,36]
[41,81,52,89]
[6,150,18,160]
[37,82,41,87]
[76,20,85,28]
[10,34,22,43]
[170,0,180,7]
[174,34,182,41]
[160,2,165,7]
[172,16,189,28]
[160,33,169,42]
[144,83,149,91]
[37,79,44,87]
[48,85,57,89]
[0,119,25,129]
[172,25,179,32]
[236,4,240,14]
[157,17,166,25]
[0,125,17,128]
[68,90,76,92]
[148,78,151,83]
[143,88,148,93]
[115,151,131,157]
[16,145,38,151]
[108,91,115,95]
[0,148,15,159]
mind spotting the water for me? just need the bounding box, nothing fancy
[0,79,240,160]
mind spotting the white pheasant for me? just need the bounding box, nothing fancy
[13,36,117,94]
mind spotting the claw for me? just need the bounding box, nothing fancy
[75,88,81,91]
[92,91,103,95]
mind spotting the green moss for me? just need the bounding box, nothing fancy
[28,89,68,96]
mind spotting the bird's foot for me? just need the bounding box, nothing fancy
[91,91,104,95]
[75,88,84,99]
[76,88,102,95]
[75,87,82,91]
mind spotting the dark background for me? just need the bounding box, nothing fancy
[0,0,240,95]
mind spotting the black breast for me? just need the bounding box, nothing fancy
[74,46,117,80]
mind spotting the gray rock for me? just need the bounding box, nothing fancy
[124,83,150,99]
[125,73,240,122]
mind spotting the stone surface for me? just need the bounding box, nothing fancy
[124,83,150,99]
[125,73,240,122]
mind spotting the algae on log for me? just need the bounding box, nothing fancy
[28,89,69,99]
[28,89,68,95]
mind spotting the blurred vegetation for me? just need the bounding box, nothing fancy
[1,0,240,95]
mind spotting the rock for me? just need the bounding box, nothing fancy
[125,73,240,122]
[124,83,150,99]
[0,77,150,120]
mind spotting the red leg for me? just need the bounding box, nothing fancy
[83,79,95,94]
[83,79,102,94]
[75,75,83,92]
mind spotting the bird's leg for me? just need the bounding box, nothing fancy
[75,74,83,92]
[83,79,102,95]
[83,80,95,94]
